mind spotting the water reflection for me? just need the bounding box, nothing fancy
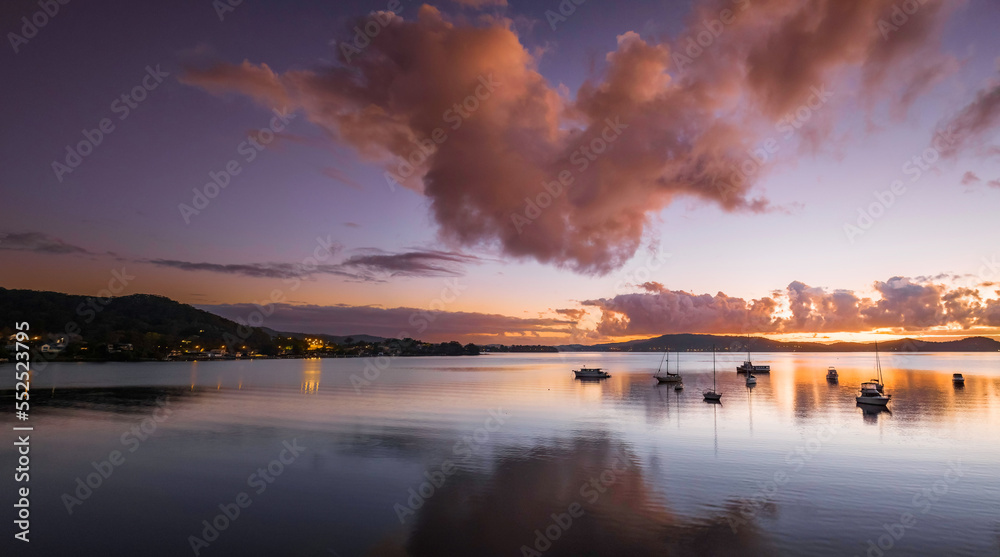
[302,359,321,394]
[377,436,773,557]
[858,404,892,425]
[1,353,998,556]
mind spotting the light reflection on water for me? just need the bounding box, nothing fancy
[2,352,999,556]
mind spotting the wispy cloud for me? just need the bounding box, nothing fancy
[144,259,327,280]
[961,171,981,185]
[935,74,1000,158]
[145,249,481,282]
[338,249,481,280]
[199,302,572,342]
[0,232,90,255]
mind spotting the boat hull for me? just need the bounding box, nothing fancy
[856,395,890,406]
[736,366,770,374]
[574,371,610,379]
[655,375,682,383]
[703,391,722,401]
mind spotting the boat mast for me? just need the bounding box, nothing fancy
[656,347,668,376]
[875,340,883,384]
[712,344,717,390]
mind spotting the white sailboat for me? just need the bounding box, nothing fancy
[704,345,722,402]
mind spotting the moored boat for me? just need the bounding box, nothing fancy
[856,342,891,406]
[826,367,839,381]
[574,366,610,379]
[856,381,891,406]
[736,335,770,373]
[704,345,723,402]
[952,373,965,384]
[654,349,683,383]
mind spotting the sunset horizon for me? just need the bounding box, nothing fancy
[3,1,1000,555]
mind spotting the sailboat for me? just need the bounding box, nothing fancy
[704,345,722,401]
[654,348,682,383]
[856,341,891,406]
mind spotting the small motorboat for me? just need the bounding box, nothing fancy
[856,381,891,406]
[573,366,610,379]
[952,373,965,384]
[826,367,839,381]
[674,382,684,391]
[745,373,757,386]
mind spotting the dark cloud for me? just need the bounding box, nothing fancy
[146,249,479,282]
[935,78,1000,158]
[338,249,481,280]
[145,259,321,280]
[0,232,90,255]
[181,0,953,275]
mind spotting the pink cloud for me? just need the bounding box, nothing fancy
[181,1,956,274]
[583,276,1000,335]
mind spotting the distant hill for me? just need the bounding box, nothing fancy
[557,333,1000,352]
[0,288,281,359]
[0,289,477,360]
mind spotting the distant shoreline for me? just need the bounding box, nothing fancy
[4,348,999,366]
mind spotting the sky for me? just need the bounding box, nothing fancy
[1,0,1000,344]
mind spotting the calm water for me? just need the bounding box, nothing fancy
[3,352,999,556]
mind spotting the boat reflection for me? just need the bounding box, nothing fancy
[377,436,775,556]
[857,403,892,424]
